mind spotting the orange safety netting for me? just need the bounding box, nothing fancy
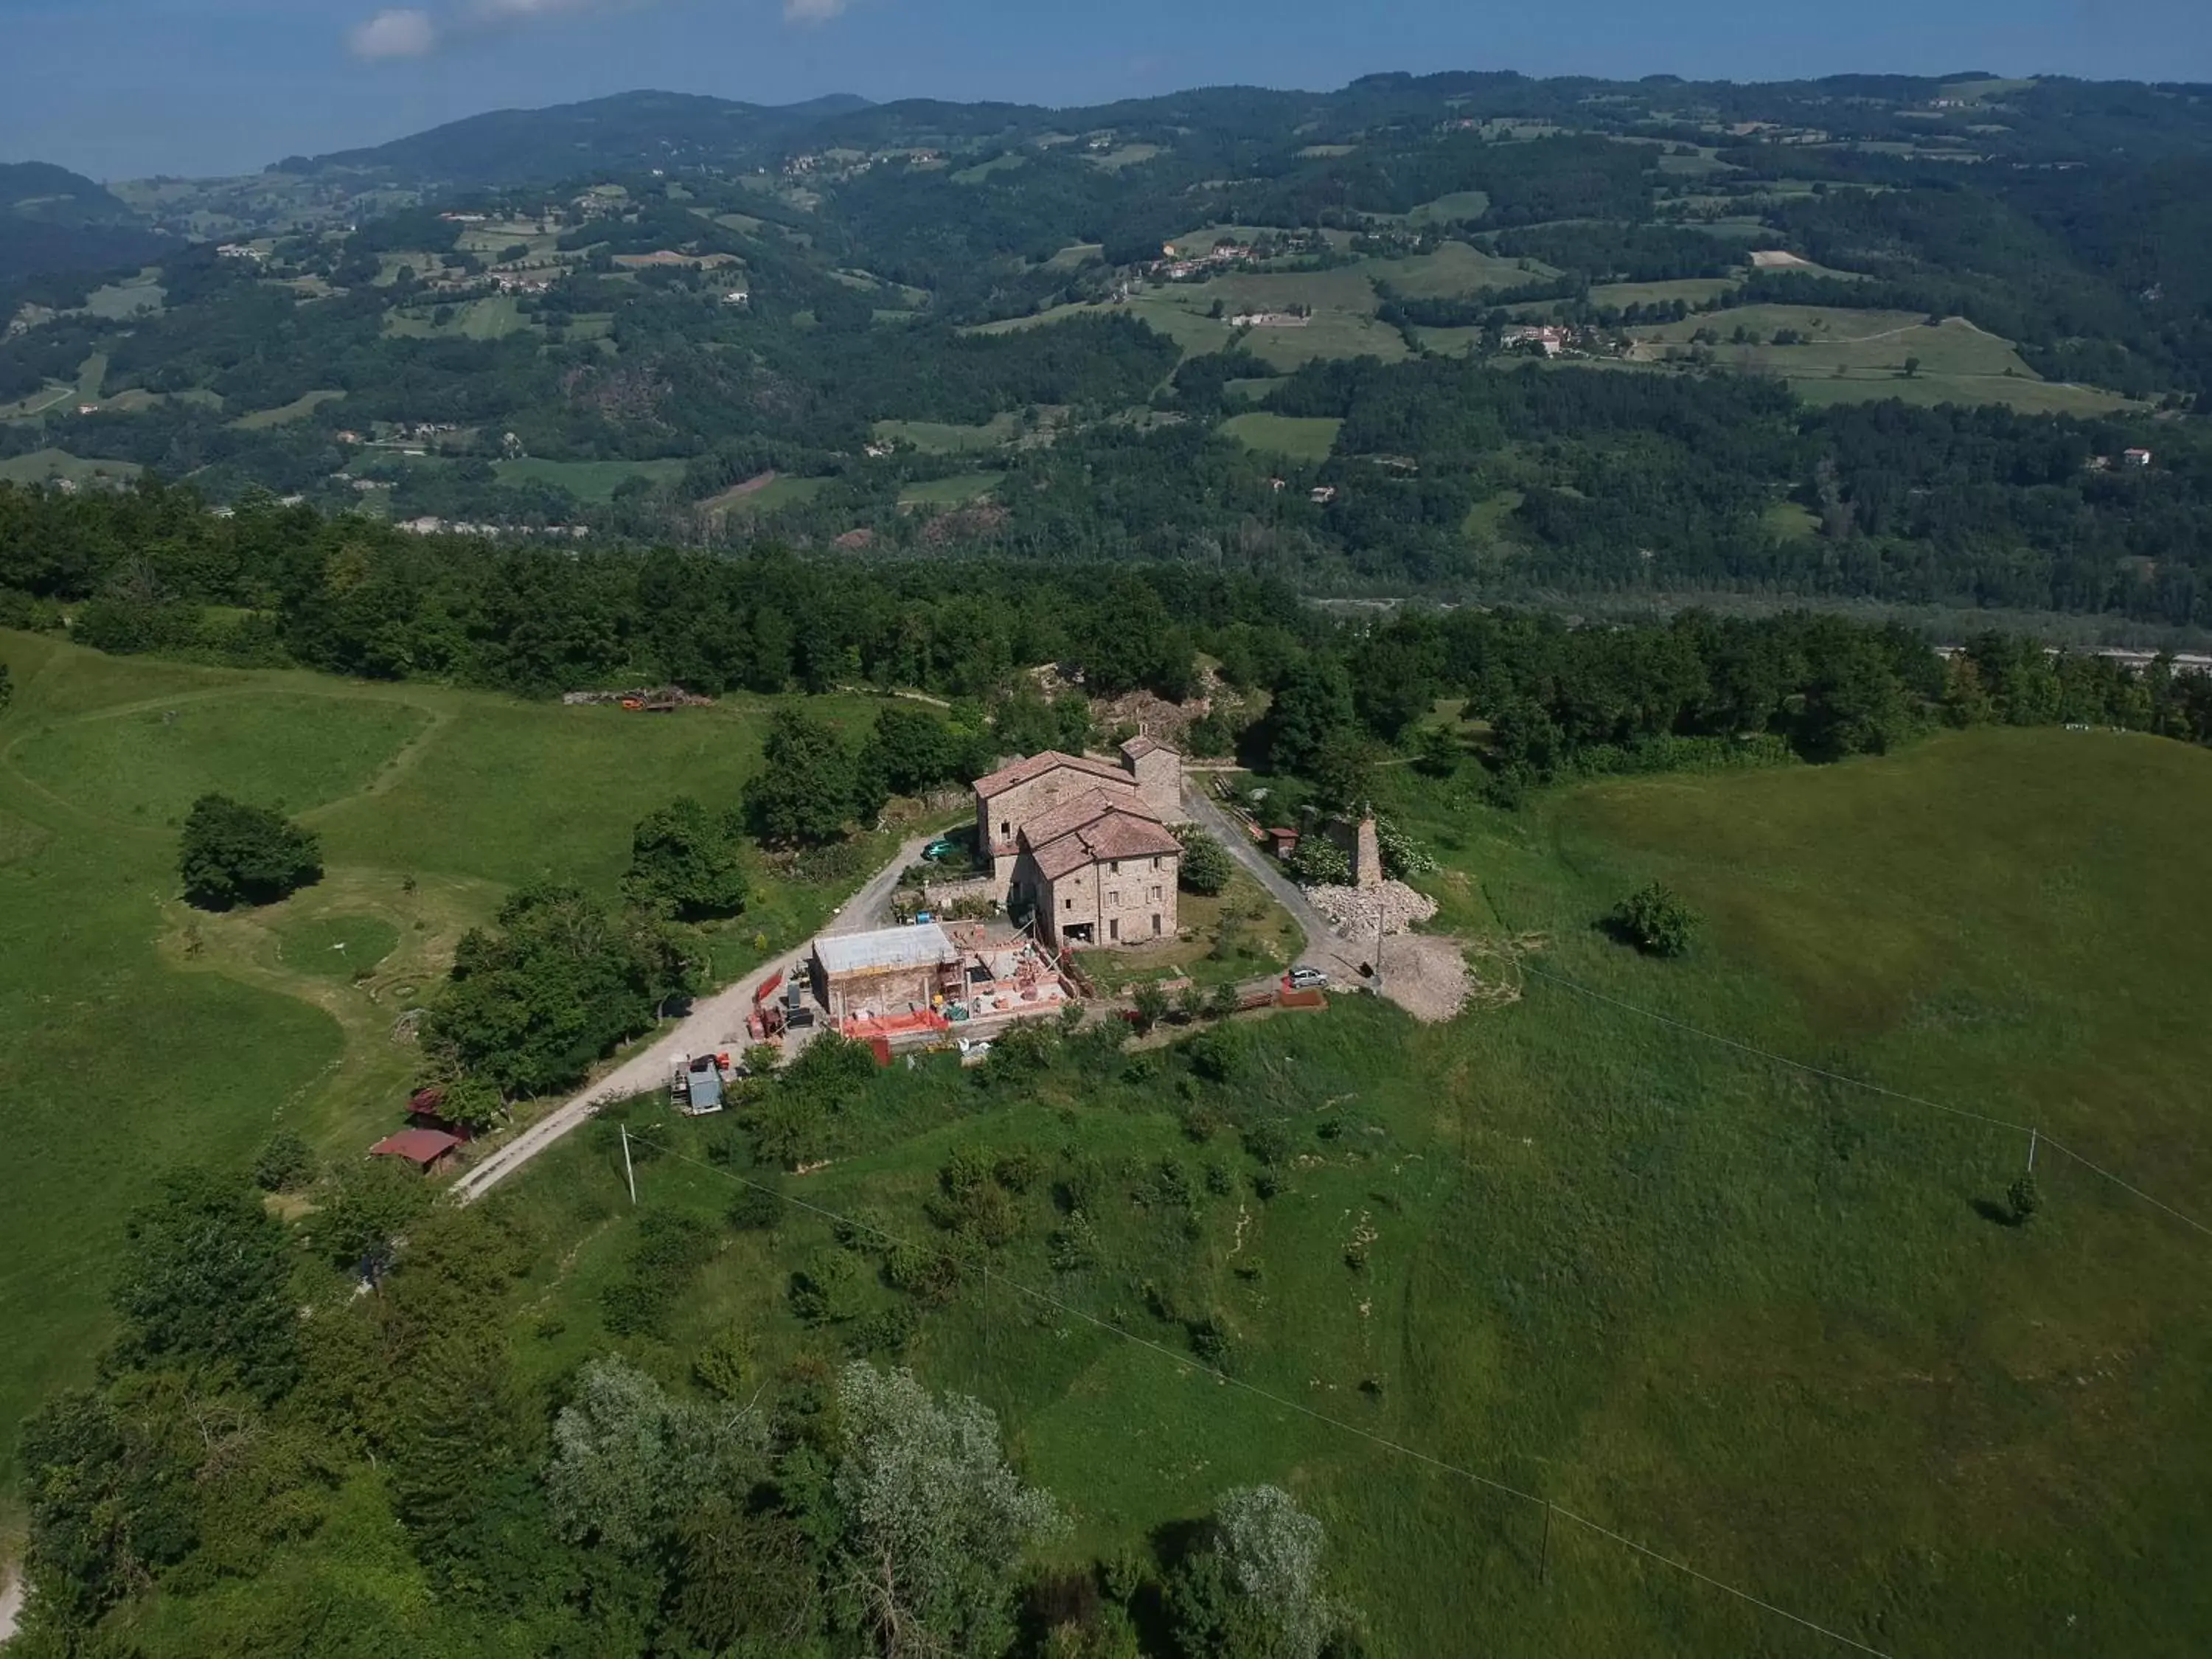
[840,1007,952,1043]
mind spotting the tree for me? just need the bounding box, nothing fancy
[1606,880,1700,958]
[2008,1171,2042,1225]
[546,1357,763,1555]
[0,660,12,716]
[624,796,751,919]
[1412,723,1461,778]
[1175,825,1234,897]
[746,706,861,845]
[833,1361,1062,1657]
[177,794,321,910]
[1902,355,1921,379]
[110,1169,299,1400]
[1131,983,1170,1034]
[1265,658,1355,777]
[1217,1485,1335,1659]
[421,881,696,1096]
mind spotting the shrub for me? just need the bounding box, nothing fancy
[789,1248,866,1324]
[177,794,322,910]
[1606,880,1701,958]
[692,1324,752,1399]
[1285,835,1351,888]
[1048,1211,1101,1273]
[728,1180,786,1231]
[251,1130,317,1193]
[2008,1172,2042,1225]
[1130,984,1170,1034]
[1175,826,1235,896]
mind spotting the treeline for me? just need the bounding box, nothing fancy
[9,481,2211,796]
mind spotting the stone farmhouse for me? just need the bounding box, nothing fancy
[973,738,1185,947]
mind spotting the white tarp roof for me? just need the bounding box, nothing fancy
[813,922,958,978]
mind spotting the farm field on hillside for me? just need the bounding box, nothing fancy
[0,633,880,1455]
[495,726,2212,1657]
[1219,411,1341,460]
[1627,306,2140,413]
[232,388,345,429]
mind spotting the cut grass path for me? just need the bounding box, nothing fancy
[0,633,886,1463]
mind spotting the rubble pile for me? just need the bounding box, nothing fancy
[1307,880,1439,937]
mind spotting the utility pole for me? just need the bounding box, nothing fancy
[620,1123,637,1206]
[1540,1499,1554,1587]
[2026,1127,2039,1172]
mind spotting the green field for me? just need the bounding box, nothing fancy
[232,389,345,430]
[0,633,885,1455]
[702,473,832,517]
[1370,240,1545,298]
[1629,307,2140,414]
[0,448,144,487]
[82,276,165,320]
[490,456,689,501]
[482,725,2212,1655]
[384,294,534,341]
[874,412,1028,453]
[899,471,1005,507]
[1589,276,1742,309]
[1407,190,1493,225]
[1219,411,1342,461]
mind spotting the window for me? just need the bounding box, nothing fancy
[1149,886,1162,902]
[1063,897,1074,911]
[1109,890,1121,909]
[1001,820,1010,841]
[1110,860,1121,875]
[1152,856,1162,871]
[1152,914,1163,936]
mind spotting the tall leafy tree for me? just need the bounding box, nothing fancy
[746,706,862,846]
[624,796,751,919]
[176,794,321,910]
[110,1169,300,1400]
[833,1361,1062,1657]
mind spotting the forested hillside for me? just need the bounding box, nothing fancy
[4,69,2211,628]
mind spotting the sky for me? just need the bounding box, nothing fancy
[1,0,2208,180]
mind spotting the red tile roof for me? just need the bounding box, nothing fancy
[369,1128,463,1166]
[1018,783,1146,849]
[1030,804,1183,880]
[1121,735,1168,760]
[973,749,1127,799]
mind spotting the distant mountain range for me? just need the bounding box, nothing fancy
[0,161,170,281]
[279,91,877,187]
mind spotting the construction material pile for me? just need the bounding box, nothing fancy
[1307,880,1440,937]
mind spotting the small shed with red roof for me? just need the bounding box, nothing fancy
[369,1127,464,1175]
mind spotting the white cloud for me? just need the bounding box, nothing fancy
[349,7,440,59]
[349,0,848,61]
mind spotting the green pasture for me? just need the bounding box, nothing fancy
[491,456,688,502]
[702,473,831,517]
[0,449,144,487]
[874,412,1027,453]
[1219,411,1341,461]
[1590,276,1742,309]
[0,633,883,1459]
[82,277,164,320]
[1406,190,1492,225]
[1629,306,2138,412]
[1368,240,1545,297]
[899,471,1004,507]
[487,723,2212,1655]
[232,389,345,430]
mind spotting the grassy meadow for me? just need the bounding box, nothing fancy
[0,631,883,1456]
[1219,411,1341,461]
[487,723,2212,1656]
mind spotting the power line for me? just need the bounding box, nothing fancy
[627,1131,1894,1658]
[1514,962,2212,1242]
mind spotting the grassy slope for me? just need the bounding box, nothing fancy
[1219,411,1342,461]
[501,726,2212,1656]
[0,633,880,1453]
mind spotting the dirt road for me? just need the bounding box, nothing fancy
[451,829,937,1204]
